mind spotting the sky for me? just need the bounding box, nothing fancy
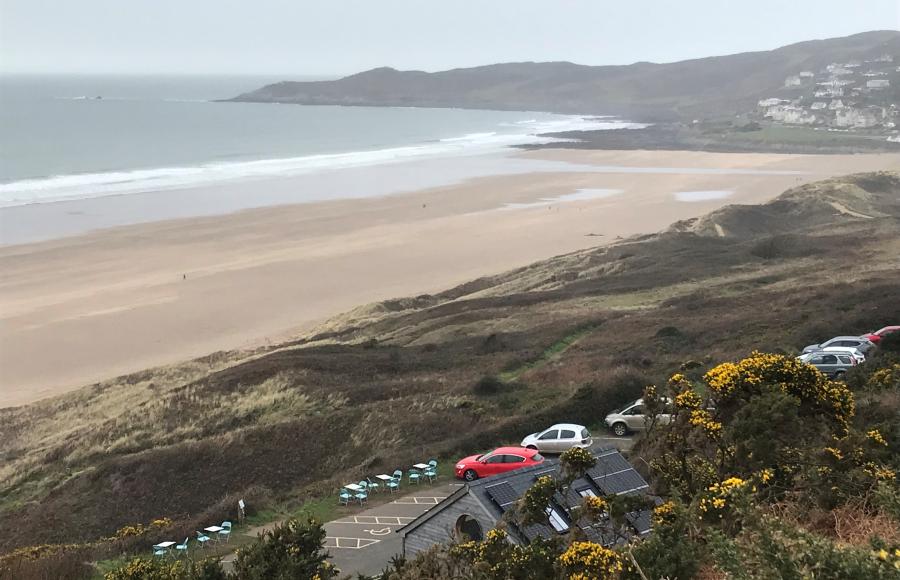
[1,0,898,76]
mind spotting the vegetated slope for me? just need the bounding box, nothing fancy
[231,31,900,121]
[2,172,900,551]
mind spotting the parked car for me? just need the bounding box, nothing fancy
[802,336,875,355]
[797,351,856,378]
[818,346,866,364]
[521,423,592,453]
[455,446,544,482]
[604,398,672,437]
[862,326,900,345]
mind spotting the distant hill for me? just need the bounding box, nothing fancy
[232,31,900,121]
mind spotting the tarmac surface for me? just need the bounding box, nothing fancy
[325,482,461,577]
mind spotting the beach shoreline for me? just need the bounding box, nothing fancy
[2,148,899,408]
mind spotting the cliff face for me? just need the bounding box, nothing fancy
[231,31,900,121]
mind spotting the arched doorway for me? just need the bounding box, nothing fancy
[455,514,484,542]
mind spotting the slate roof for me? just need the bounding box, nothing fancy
[400,448,654,547]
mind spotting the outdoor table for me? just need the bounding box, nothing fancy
[375,474,393,481]
[413,463,429,470]
[154,541,176,549]
[344,483,363,492]
[204,526,224,533]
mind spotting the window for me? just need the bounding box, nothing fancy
[538,430,559,441]
[504,455,526,463]
[560,429,576,439]
[532,453,544,461]
[485,455,505,464]
[822,355,838,364]
[455,515,483,541]
[811,356,825,364]
[838,356,851,364]
[625,405,644,416]
[545,507,569,532]
[580,428,591,439]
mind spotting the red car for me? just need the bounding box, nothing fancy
[863,326,900,344]
[455,446,545,482]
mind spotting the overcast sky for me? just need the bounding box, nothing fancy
[1,0,898,76]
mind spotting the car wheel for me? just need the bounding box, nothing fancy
[612,422,628,437]
[463,469,478,482]
[525,445,538,450]
[833,371,846,381]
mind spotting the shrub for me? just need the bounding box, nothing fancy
[231,518,336,580]
[103,557,226,580]
[880,332,900,353]
[471,375,506,396]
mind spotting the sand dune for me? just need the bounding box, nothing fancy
[2,148,899,407]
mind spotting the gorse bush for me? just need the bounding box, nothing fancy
[231,518,337,580]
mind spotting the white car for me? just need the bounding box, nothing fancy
[521,423,592,453]
[604,398,673,437]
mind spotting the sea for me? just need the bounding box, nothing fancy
[0,74,637,209]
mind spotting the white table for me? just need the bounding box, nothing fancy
[204,526,224,534]
[413,463,430,470]
[375,474,393,481]
[154,541,175,549]
[344,483,363,492]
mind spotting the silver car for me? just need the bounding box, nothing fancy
[802,336,875,355]
[521,423,592,453]
[604,398,672,437]
[797,351,856,378]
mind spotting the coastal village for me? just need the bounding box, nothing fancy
[756,52,900,139]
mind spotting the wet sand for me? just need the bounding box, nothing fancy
[2,148,898,407]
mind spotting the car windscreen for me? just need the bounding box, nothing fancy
[532,453,544,461]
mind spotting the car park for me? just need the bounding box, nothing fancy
[797,351,856,378]
[802,336,875,355]
[520,423,592,453]
[454,446,544,482]
[863,326,900,345]
[604,398,672,437]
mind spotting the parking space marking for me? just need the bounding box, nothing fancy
[324,536,381,549]
[332,515,415,526]
[391,495,446,505]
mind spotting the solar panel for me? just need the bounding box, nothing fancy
[626,509,653,535]
[485,481,519,511]
[588,461,649,496]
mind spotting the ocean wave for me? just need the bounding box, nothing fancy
[0,115,646,208]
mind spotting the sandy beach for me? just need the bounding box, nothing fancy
[1,148,898,407]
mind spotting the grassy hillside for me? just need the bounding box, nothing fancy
[231,31,900,121]
[2,172,900,554]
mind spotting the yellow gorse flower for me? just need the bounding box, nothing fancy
[866,429,888,446]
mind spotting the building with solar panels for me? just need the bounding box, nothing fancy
[399,448,655,557]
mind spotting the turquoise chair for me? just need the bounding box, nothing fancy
[153,545,168,558]
[354,481,369,505]
[409,469,421,485]
[218,521,232,543]
[425,459,438,483]
[175,537,189,556]
[196,531,211,548]
[387,469,402,493]
[367,477,381,493]
[339,488,352,505]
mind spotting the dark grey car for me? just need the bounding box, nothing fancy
[802,336,875,355]
[797,351,856,378]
